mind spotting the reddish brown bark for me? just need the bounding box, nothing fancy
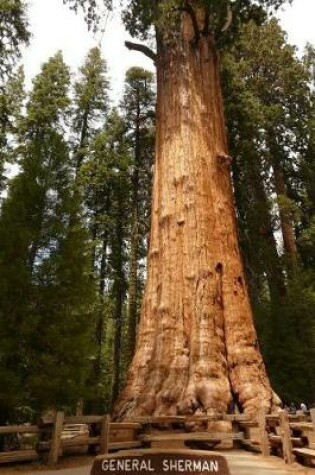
[114,12,279,419]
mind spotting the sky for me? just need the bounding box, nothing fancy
[23,0,315,101]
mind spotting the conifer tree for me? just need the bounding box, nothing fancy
[79,109,130,409]
[121,67,155,364]
[109,113,130,402]
[0,52,95,415]
[72,47,109,173]
[0,66,25,197]
[71,49,111,410]
[0,0,29,79]
[221,21,287,303]
[297,46,315,271]
[222,20,315,404]
[227,19,310,274]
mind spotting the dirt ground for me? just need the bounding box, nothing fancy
[0,451,314,475]
[0,455,94,475]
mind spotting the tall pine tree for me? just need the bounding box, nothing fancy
[0,0,29,79]
[0,52,95,416]
[0,66,25,198]
[222,19,315,404]
[121,67,155,365]
[72,47,109,174]
[79,110,130,410]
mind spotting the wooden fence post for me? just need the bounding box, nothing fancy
[99,414,111,455]
[48,411,64,465]
[258,408,270,457]
[279,410,294,464]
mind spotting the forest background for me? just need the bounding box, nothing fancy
[0,0,314,424]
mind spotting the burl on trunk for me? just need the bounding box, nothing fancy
[114,9,279,418]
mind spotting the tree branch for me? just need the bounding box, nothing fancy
[221,4,233,33]
[125,41,157,63]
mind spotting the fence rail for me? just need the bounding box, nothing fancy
[0,408,314,467]
[0,412,141,466]
[0,425,40,435]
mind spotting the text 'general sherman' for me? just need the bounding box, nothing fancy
[101,458,220,473]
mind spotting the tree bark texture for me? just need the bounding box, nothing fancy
[114,11,279,419]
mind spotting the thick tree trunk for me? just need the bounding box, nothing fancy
[114,13,278,418]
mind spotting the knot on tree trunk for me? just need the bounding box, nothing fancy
[217,153,233,167]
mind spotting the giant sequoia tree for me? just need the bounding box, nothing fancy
[67,0,290,417]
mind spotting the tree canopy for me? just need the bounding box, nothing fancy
[64,0,291,41]
[0,0,29,79]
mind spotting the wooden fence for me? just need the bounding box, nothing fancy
[0,409,314,467]
[0,413,142,466]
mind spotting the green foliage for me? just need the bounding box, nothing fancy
[26,210,95,410]
[76,62,155,408]
[222,18,315,404]
[74,47,109,129]
[223,17,312,279]
[63,0,112,31]
[0,66,25,195]
[1,0,313,418]
[0,0,29,79]
[78,109,131,410]
[26,52,70,129]
[120,67,155,366]
[296,47,315,270]
[122,67,155,243]
[63,0,290,41]
[256,277,315,404]
[298,217,315,268]
[0,53,95,416]
[73,47,110,171]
